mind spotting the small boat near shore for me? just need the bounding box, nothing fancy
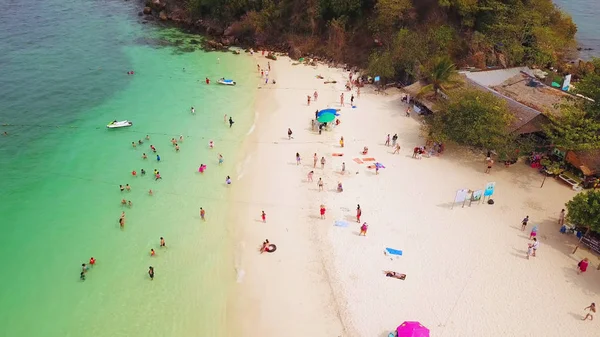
[107,120,133,128]
[217,78,236,86]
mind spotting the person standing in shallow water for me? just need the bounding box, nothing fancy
[229,117,234,128]
[148,266,154,280]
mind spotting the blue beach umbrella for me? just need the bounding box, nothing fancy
[317,108,340,117]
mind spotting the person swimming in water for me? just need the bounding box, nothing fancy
[126,184,131,191]
[148,189,153,195]
[156,154,161,162]
[141,169,146,175]
[146,135,150,140]
[142,153,147,159]
[150,249,155,256]
[218,154,223,165]
[119,185,124,192]
[80,271,86,281]
[226,175,232,185]
[160,237,166,247]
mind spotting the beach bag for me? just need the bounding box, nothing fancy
[487,199,494,205]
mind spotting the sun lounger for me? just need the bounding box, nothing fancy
[385,248,403,256]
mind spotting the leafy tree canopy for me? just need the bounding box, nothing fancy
[427,89,514,150]
[566,190,600,232]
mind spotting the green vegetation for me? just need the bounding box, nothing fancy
[426,89,514,151]
[566,190,600,232]
[544,58,600,151]
[179,0,576,81]
[418,57,462,97]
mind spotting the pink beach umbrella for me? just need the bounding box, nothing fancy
[396,321,430,337]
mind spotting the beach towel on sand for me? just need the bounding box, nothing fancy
[362,157,376,162]
[385,248,403,256]
[353,158,363,164]
[334,220,349,227]
[332,153,344,157]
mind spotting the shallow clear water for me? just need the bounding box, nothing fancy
[0,1,255,336]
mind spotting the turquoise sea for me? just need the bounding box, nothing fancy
[0,1,255,336]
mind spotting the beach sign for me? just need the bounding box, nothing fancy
[452,188,469,209]
[484,182,496,197]
[469,189,483,206]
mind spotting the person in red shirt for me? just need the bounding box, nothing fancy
[261,211,266,223]
[89,257,96,266]
[320,205,326,219]
[205,77,210,84]
[356,204,362,223]
[578,258,589,274]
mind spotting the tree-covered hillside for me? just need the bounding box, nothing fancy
[158,0,576,79]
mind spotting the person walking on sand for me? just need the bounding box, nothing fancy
[521,215,529,231]
[405,106,411,117]
[340,93,345,107]
[357,87,360,98]
[318,178,324,191]
[485,159,494,174]
[385,134,391,147]
[320,156,326,169]
[356,204,362,223]
[529,238,539,258]
[307,95,311,106]
[320,204,326,219]
[200,207,206,221]
[261,211,266,223]
[341,162,345,174]
[578,257,589,274]
[296,152,301,165]
[583,303,596,321]
[529,225,538,240]
[313,153,318,168]
[558,209,566,225]
[393,143,401,154]
[359,222,368,236]
[307,170,314,182]
[339,136,344,148]
[350,94,354,106]
[314,91,318,101]
[392,134,398,146]
[288,128,293,139]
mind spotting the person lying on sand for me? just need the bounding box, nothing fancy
[260,240,276,254]
[384,271,406,280]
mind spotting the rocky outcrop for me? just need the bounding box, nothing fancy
[159,10,168,21]
[288,46,302,60]
[497,53,507,68]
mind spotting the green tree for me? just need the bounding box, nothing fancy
[566,190,600,230]
[543,105,600,151]
[366,50,396,79]
[427,89,514,150]
[566,190,600,253]
[418,57,462,97]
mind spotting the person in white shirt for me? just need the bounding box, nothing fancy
[527,238,539,259]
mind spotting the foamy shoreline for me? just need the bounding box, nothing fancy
[226,53,600,337]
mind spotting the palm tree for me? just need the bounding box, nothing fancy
[418,57,462,97]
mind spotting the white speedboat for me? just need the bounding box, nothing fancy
[217,78,236,86]
[107,120,133,128]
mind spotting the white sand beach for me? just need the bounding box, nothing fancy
[227,53,600,337]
